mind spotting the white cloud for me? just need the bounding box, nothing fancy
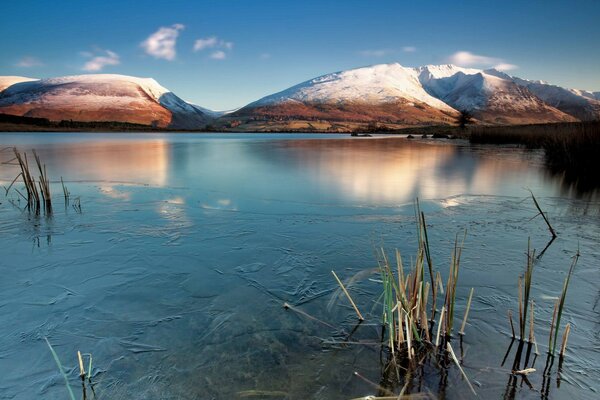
[193,36,218,51]
[359,49,391,57]
[82,50,120,72]
[494,63,519,71]
[16,56,43,68]
[193,36,233,60]
[259,53,271,60]
[210,50,227,60]
[193,36,233,55]
[141,24,185,60]
[448,50,518,70]
[402,46,416,53]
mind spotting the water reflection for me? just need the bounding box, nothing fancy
[1,133,599,400]
[255,138,552,203]
[1,137,170,187]
[2,134,596,206]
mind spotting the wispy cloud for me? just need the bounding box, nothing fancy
[448,51,518,71]
[210,50,227,60]
[259,53,271,60]
[193,36,218,51]
[82,50,120,72]
[358,49,392,57]
[193,36,233,60]
[16,56,43,68]
[359,46,415,57]
[141,24,185,60]
[493,63,519,71]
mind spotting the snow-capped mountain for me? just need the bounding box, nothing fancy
[0,74,213,128]
[486,72,600,121]
[231,63,584,127]
[1,65,597,131]
[232,63,460,125]
[417,65,575,124]
[0,76,38,92]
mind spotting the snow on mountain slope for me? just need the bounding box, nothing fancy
[0,76,38,92]
[483,69,600,120]
[252,63,456,112]
[233,63,460,125]
[233,63,576,126]
[417,68,575,123]
[0,74,213,128]
[511,78,600,121]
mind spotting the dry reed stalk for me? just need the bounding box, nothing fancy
[446,342,477,395]
[548,300,559,353]
[529,300,535,343]
[514,368,536,376]
[283,302,337,330]
[352,372,396,397]
[508,310,515,338]
[560,323,571,357]
[405,313,412,360]
[459,288,474,335]
[435,307,445,347]
[33,150,52,211]
[518,277,523,339]
[551,251,579,355]
[529,190,557,239]
[77,351,85,378]
[332,270,364,321]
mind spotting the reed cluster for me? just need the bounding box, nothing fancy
[508,239,579,359]
[327,203,476,395]
[373,208,471,361]
[6,148,53,214]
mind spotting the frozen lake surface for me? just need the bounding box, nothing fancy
[0,133,598,399]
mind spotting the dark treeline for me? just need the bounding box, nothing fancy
[462,122,600,192]
[0,113,159,131]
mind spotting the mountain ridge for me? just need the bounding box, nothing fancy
[0,65,598,131]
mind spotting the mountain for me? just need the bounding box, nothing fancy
[226,63,584,130]
[0,76,38,92]
[230,64,460,128]
[418,65,575,124]
[0,74,213,128]
[1,66,597,132]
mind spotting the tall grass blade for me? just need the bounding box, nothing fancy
[44,338,76,400]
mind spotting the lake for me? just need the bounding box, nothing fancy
[0,133,598,399]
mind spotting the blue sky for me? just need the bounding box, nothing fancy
[2,0,599,110]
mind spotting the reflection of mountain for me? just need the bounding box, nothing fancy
[257,138,537,203]
[8,138,172,187]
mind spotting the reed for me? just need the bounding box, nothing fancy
[559,323,571,357]
[8,148,53,214]
[508,310,515,338]
[447,342,477,395]
[44,338,76,400]
[529,191,557,239]
[518,239,535,340]
[459,287,474,335]
[332,270,364,321]
[61,177,70,203]
[550,250,579,355]
[331,202,476,395]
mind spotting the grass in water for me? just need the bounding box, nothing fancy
[44,338,76,400]
[324,201,476,395]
